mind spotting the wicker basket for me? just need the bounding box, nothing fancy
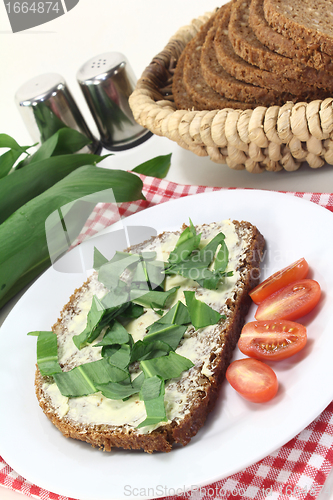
[129,10,333,173]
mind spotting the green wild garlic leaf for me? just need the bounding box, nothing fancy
[96,372,145,400]
[94,320,130,347]
[130,339,173,364]
[147,300,191,330]
[140,351,194,380]
[72,295,106,349]
[165,231,232,290]
[131,153,172,179]
[53,358,129,397]
[168,219,201,265]
[184,291,224,329]
[101,343,132,370]
[130,286,179,309]
[35,331,62,376]
[93,247,109,271]
[142,323,187,351]
[137,376,167,428]
[98,252,141,290]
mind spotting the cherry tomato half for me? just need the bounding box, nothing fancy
[255,279,321,321]
[238,320,307,361]
[226,358,278,403]
[249,258,309,304]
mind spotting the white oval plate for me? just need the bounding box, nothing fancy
[0,189,332,500]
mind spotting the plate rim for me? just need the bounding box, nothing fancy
[0,188,333,500]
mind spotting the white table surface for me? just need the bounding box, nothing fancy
[1,1,333,499]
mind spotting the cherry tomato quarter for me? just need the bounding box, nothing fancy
[249,258,309,304]
[255,279,321,322]
[226,358,278,403]
[238,320,307,361]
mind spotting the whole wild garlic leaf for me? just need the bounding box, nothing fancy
[0,128,172,310]
[0,166,145,309]
[0,153,109,224]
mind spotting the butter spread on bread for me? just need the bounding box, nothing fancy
[35,219,265,453]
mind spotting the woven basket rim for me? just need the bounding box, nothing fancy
[129,9,333,173]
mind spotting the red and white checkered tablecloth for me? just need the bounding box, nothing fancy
[1,175,333,500]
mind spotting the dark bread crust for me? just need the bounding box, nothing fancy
[35,220,265,453]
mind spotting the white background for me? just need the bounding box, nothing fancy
[1,1,333,499]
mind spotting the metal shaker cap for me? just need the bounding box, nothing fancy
[76,52,152,151]
[15,73,101,154]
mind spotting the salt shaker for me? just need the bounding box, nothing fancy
[77,52,152,151]
[15,73,101,154]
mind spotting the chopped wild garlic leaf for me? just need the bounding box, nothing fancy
[168,219,201,265]
[53,358,129,397]
[137,376,167,428]
[36,331,62,376]
[96,372,145,400]
[184,291,225,329]
[143,323,187,351]
[31,218,233,427]
[147,300,190,329]
[130,286,179,309]
[130,339,172,363]
[94,320,130,347]
[140,351,194,380]
[101,343,132,370]
[93,247,109,271]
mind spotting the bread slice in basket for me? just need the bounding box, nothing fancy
[180,12,255,110]
[35,219,265,453]
[249,0,333,73]
[227,0,332,95]
[263,0,333,57]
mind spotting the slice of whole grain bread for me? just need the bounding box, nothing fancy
[35,219,265,453]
